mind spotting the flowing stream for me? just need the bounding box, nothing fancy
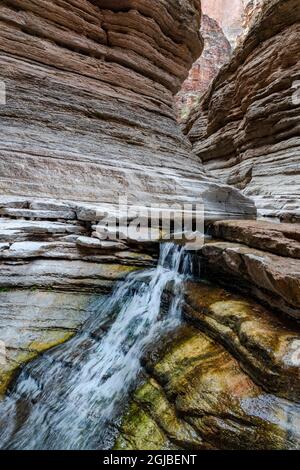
[0,243,192,450]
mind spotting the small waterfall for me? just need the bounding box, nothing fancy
[0,243,192,450]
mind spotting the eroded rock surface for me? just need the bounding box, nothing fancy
[210,220,300,258]
[116,324,300,450]
[175,14,231,121]
[0,0,254,220]
[0,289,104,396]
[201,240,300,320]
[0,194,157,396]
[185,0,300,219]
[184,282,300,401]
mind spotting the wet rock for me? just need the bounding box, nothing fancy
[117,326,300,450]
[115,378,205,450]
[184,282,300,401]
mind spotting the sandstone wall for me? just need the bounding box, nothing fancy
[185,0,300,219]
[0,0,254,220]
[175,14,231,121]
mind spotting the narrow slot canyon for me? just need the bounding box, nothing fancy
[0,0,299,452]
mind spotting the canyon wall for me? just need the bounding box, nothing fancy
[0,0,256,399]
[175,0,264,121]
[201,0,245,48]
[175,14,231,121]
[185,0,300,219]
[0,0,254,220]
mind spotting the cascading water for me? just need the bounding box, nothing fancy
[0,243,193,450]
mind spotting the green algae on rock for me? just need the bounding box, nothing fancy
[184,281,300,402]
[0,289,105,397]
[116,326,300,450]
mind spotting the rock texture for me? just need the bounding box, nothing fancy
[185,0,300,219]
[201,0,245,48]
[0,289,101,396]
[175,14,231,121]
[184,282,300,401]
[116,323,300,450]
[0,194,157,396]
[201,220,300,321]
[0,0,255,220]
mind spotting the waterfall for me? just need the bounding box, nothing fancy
[0,243,193,450]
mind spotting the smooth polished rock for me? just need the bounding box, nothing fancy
[185,0,300,218]
[184,281,300,401]
[210,220,300,258]
[0,289,103,396]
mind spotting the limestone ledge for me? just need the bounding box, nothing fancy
[200,240,300,321]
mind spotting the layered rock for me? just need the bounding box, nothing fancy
[116,322,300,450]
[184,282,300,401]
[0,289,99,396]
[0,194,157,395]
[0,0,254,220]
[201,0,245,48]
[199,220,300,320]
[175,14,231,121]
[241,0,265,38]
[185,0,300,219]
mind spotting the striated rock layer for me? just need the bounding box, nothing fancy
[116,321,300,450]
[175,14,231,121]
[0,0,254,220]
[185,0,300,219]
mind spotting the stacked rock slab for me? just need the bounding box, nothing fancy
[201,220,300,320]
[185,0,300,219]
[0,0,254,220]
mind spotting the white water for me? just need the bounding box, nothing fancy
[0,243,192,450]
